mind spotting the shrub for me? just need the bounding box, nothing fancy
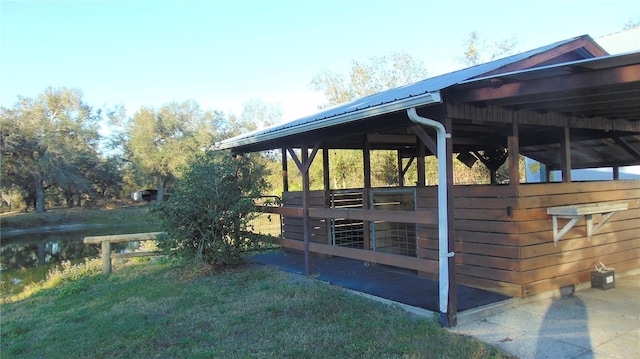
[153,150,269,267]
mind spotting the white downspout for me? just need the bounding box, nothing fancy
[407,107,454,321]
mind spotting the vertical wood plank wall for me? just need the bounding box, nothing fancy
[281,181,640,298]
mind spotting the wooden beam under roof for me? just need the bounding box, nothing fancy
[449,64,640,105]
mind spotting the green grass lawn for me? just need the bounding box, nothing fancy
[1,204,156,230]
[1,258,516,359]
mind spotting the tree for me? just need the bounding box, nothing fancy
[459,31,518,66]
[90,155,124,200]
[309,53,430,188]
[124,100,224,204]
[623,17,640,30]
[153,150,269,266]
[0,87,100,212]
[225,99,283,137]
[311,52,430,108]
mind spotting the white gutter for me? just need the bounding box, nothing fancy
[406,107,454,321]
[217,91,442,150]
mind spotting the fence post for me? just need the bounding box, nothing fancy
[101,240,112,274]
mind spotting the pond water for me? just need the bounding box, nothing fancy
[1,224,160,296]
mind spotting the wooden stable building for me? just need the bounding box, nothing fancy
[218,35,640,326]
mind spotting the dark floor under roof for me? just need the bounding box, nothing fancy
[249,251,510,313]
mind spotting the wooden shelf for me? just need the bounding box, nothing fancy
[547,203,628,245]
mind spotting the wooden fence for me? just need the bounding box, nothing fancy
[84,232,164,274]
[276,180,640,297]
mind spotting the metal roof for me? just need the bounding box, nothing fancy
[596,27,640,54]
[216,35,599,153]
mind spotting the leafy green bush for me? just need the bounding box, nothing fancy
[153,150,268,266]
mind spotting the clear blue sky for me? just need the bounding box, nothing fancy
[2,0,638,122]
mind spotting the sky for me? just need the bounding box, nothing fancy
[1,0,639,123]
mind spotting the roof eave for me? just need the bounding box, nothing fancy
[216,91,442,152]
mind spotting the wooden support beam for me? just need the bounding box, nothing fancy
[323,147,330,194]
[449,64,640,104]
[410,125,437,155]
[402,157,415,177]
[363,135,372,189]
[363,136,372,251]
[397,151,404,187]
[561,126,572,183]
[367,133,417,145]
[322,147,332,241]
[417,141,426,187]
[281,148,288,192]
[286,145,320,276]
[302,146,312,275]
[444,117,457,327]
[508,119,520,186]
[614,136,640,160]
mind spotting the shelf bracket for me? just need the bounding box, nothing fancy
[547,203,628,246]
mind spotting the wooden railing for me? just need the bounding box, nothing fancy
[83,232,164,274]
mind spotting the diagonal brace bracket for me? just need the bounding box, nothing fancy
[547,202,628,246]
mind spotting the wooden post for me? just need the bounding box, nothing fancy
[444,117,457,327]
[363,136,372,252]
[287,145,320,276]
[301,146,311,275]
[323,147,330,202]
[397,150,404,187]
[417,141,426,187]
[282,148,289,192]
[508,119,520,186]
[561,126,572,183]
[545,165,551,183]
[102,240,112,274]
[323,147,331,243]
[363,136,371,189]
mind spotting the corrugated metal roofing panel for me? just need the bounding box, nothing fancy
[597,27,640,54]
[216,35,594,151]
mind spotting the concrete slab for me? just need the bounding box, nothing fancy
[452,273,640,359]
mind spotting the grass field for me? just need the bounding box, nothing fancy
[1,258,516,359]
[0,204,156,230]
[1,206,515,358]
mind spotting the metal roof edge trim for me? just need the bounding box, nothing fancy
[216,91,442,151]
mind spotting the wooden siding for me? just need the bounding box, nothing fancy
[282,191,328,244]
[514,181,640,297]
[416,185,526,297]
[417,180,640,297]
[280,181,640,298]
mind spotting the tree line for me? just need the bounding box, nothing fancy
[15,29,605,213]
[0,87,280,213]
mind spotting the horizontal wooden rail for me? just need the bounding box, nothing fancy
[84,232,165,244]
[258,206,438,225]
[84,232,165,274]
[281,238,438,273]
